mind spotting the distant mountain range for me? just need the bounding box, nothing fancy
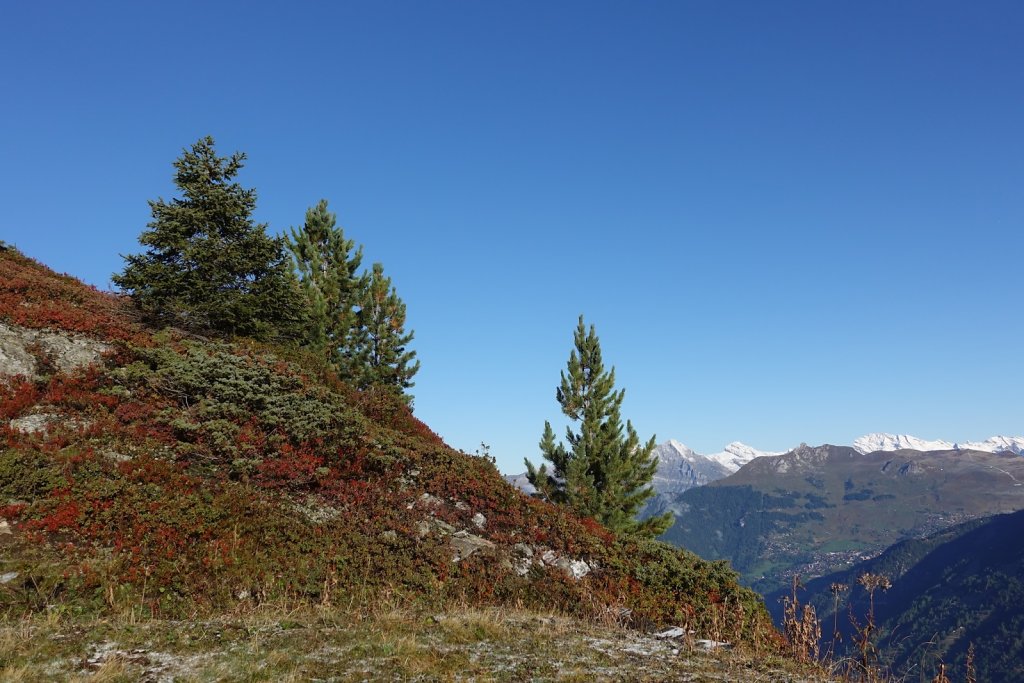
[507,433,1024,510]
[647,433,1023,516]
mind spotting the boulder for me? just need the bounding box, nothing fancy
[449,530,495,562]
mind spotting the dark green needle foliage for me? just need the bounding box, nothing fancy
[285,199,365,362]
[347,262,420,403]
[526,316,672,537]
[113,136,303,341]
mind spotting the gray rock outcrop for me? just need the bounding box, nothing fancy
[0,321,109,379]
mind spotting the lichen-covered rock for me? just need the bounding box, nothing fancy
[0,324,35,376]
[534,547,591,580]
[8,413,57,434]
[509,543,534,576]
[0,321,109,378]
[9,411,90,435]
[557,558,591,580]
[449,530,495,562]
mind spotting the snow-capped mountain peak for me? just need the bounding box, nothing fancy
[662,438,692,453]
[660,439,701,461]
[650,440,731,495]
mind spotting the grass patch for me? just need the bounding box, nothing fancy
[0,603,826,682]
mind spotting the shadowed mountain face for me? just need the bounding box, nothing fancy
[660,444,1024,593]
[763,509,1024,683]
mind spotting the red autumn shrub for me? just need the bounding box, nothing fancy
[257,442,325,489]
[0,249,141,342]
[0,377,41,419]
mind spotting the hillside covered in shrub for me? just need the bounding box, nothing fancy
[0,247,780,660]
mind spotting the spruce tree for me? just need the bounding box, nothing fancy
[347,262,420,402]
[285,199,365,361]
[525,316,672,537]
[114,136,302,340]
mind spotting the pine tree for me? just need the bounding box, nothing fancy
[285,199,365,361]
[525,316,672,537]
[347,262,420,402]
[114,136,302,340]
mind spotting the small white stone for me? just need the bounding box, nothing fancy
[654,627,688,639]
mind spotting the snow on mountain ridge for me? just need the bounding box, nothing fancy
[853,433,1024,456]
[958,436,1024,455]
[852,434,954,454]
[704,441,786,472]
[662,439,701,461]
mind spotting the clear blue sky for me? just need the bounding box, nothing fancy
[2,2,1021,473]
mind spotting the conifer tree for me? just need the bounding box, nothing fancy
[526,316,672,537]
[347,262,420,402]
[285,200,365,360]
[114,136,302,340]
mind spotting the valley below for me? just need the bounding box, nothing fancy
[660,444,1024,594]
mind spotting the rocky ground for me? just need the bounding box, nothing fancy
[0,606,826,682]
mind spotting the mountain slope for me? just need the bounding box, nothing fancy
[660,443,1024,593]
[0,248,775,647]
[764,510,1024,682]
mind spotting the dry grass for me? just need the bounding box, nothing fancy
[0,602,827,682]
